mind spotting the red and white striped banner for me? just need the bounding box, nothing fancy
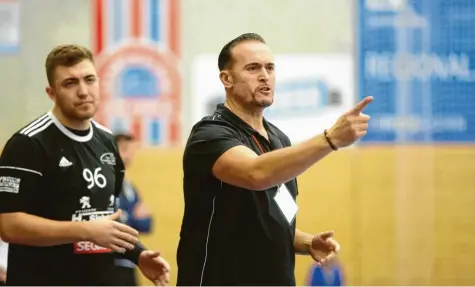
[91,0,181,147]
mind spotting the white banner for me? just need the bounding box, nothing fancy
[0,0,20,54]
[192,54,354,144]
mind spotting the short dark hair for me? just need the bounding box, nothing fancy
[115,133,134,144]
[45,44,94,86]
[218,33,266,71]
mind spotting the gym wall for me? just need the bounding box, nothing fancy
[128,147,475,286]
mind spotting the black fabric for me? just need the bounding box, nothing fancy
[0,113,127,286]
[112,266,138,286]
[177,104,298,286]
[0,135,43,213]
[120,241,145,265]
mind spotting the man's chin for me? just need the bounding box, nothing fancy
[79,112,95,119]
[73,107,97,120]
[256,100,273,108]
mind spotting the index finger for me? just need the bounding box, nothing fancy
[353,96,374,113]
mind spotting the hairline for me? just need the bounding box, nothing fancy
[223,39,269,71]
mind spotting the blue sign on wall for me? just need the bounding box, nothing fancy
[356,0,475,143]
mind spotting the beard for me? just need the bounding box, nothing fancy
[56,98,97,121]
[254,99,273,108]
[252,95,273,108]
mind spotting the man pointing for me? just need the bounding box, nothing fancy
[177,33,373,286]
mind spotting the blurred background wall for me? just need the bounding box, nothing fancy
[0,0,474,286]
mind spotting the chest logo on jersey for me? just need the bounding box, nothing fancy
[100,152,116,166]
[59,156,73,167]
[72,195,116,254]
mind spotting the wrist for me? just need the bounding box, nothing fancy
[124,242,146,265]
[74,221,91,241]
[303,234,312,255]
[324,129,338,151]
[296,233,313,255]
[314,134,333,153]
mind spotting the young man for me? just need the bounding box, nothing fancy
[0,45,169,286]
[177,33,372,286]
[114,133,154,286]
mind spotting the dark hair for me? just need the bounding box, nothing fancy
[218,33,266,71]
[45,44,94,86]
[115,133,134,144]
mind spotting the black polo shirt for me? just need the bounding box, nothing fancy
[177,104,298,286]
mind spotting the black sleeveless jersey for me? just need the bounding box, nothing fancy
[0,111,125,285]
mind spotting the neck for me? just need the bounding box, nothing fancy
[52,106,90,130]
[224,99,265,132]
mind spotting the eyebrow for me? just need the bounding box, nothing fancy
[60,74,96,84]
[244,62,275,68]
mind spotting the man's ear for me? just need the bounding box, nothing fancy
[45,86,56,102]
[219,70,233,89]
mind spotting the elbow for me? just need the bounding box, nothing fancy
[0,231,13,244]
[0,213,26,244]
[0,215,15,243]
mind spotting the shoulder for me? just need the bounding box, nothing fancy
[0,129,45,171]
[3,113,58,152]
[14,113,56,141]
[266,120,291,146]
[2,133,36,155]
[91,121,114,139]
[91,120,117,147]
[187,114,241,144]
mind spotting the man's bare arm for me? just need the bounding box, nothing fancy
[0,211,138,253]
[212,97,373,191]
[212,134,333,190]
[0,212,89,246]
[294,228,313,255]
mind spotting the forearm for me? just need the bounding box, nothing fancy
[294,228,313,255]
[0,212,88,246]
[251,134,333,190]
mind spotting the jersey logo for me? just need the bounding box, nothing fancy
[0,176,20,194]
[59,156,73,167]
[71,195,114,254]
[74,241,111,254]
[80,196,91,209]
[100,153,116,166]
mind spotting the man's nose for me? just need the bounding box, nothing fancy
[258,68,269,82]
[77,81,88,97]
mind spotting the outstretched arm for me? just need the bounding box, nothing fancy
[187,97,373,191]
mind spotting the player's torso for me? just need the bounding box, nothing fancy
[29,125,122,254]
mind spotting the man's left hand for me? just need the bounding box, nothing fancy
[309,230,340,266]
[138,250,170,286]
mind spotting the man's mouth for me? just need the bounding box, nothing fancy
[257,86,272,93]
